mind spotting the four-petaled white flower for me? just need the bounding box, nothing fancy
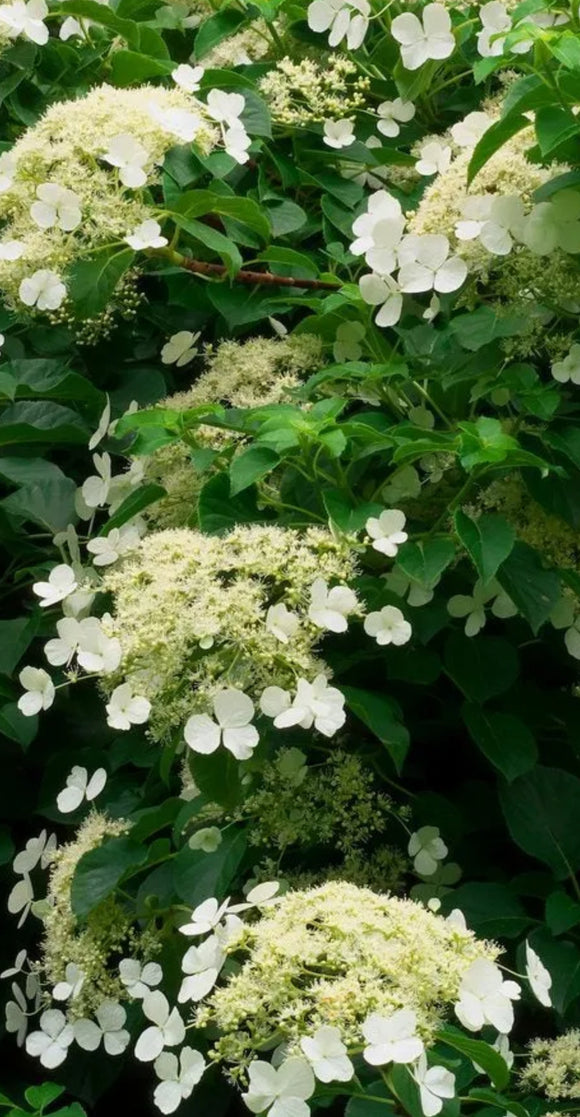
[13,829,56,874]
[179,936,224,1003]
[125,219,168,251]
[377,98,415,139]
[260,674,346,738]
[450,112,491,149]
[360,273,403,328]
[307,0,370,50]
[5,982,28,1046]
[300,1025,354,1083]
[523,191,580,256]
[120,958,163,1000]
[447,578,516,637]
[362,1009,424,1066]
[150,105,202,142]
[457,194,525,257]
[525,942,552,1008]
[243,1057,316,1117]
[0,238,25,260]
[366,509,408,557]
[416,141,451,178]
[33,563,77,607]
[76,616,122,674]
[189,826,222,853]
[0,0,48,44]
[206,89,245,127]
[323,119,355,149]
[30,183,81,231]
[308,577,358,633]
[266,603,300,643]
[17,666,55,716]
[551,344,580,386]
[413,1054,456,1117]
[455,958,520,1034]
[26,1009,74,1068]
[134,991,185,1062]
[56,766,107,813]
[391,4,455,70]
[74,1000,130,1056]
[477,1,512,58]
[106,683,151,731]
[19,269,66,310]
[45,617,83,666]
[172,63,204,93]
[364,605,412,646]
[179,896,233,937]
[398,234,467,294]
[87,523,143,567]
[53,963,85,1002]
[161,330,200,367]
[408,826,448,876]
[102,134,150,188]
[82,451,112,508]
[351,189,405,260]
[224,124,252,164]
[153,1048,207,1115]
[184,688,259,760]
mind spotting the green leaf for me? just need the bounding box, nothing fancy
[229,445,280,496]
[266,199,308,237]
[68,248,135,319]
[450,307,527,352]
[111,49,174,85]
[463,705,537,781]
[198,472,272,534]
[346,1082,392,1116]
[342,686,409,773]
[467,1089,528,1117]
[436,1025,509,1090]
[0,401,88,446]
[442,882,531,939]
[59,0,141,44]
[172,214,243,275]
[175,191,271,240]
[397,539,455,590]
[500,766,580,878]
[546,890,580,935]
[454,511,515,583]
[1,474,77,531]
[496,542,560,635]
[322,490,382,533]
[0,616,38,675]
[256,246,318,276]
[71,836,148,919]
[0,358,103,405]
[468,113,528,184]
[444,635,519,703]
[0,703,37,749]
[194,8,247,58]
[24,1084,65,1112]
[535,105,580,156]
[100,483,166,534]
[173,827,247,906]
[548,30,580,70]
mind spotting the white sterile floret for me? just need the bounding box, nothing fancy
[30,183,82,232]
[391,4,455,70]
[377,98,415,139]
[266,603,300,643]
[1,948,28,980]
[261,674,346,738]
[172,63,205,93]
[102,133,150,188]
[125,219,168,251]
[398,234,467,294]
[360,273,403,328]
[161,330,200,367]
[523,190,580,256]
[74,1000,130,1056]
[105,684,151,731]
[300,1025,354,1083]
[12,829,56,874]
[59,15,82,39]
[206,89,245,127]
[0,239,25,260]
[153,1048,206,1115]
[525,942,552,1008]
[19,269,66,311]
[323,119,356,149]
[87,522,143,567]
[56,766,107,813]
[455,958,520,1033]
[150,105,202,143]
[450,112,491,149]
[224,124,252,164]
[384,567,434,607]
[134,992,185,1062]
[333,321,366,362]
[180,896,233,937]
[308,577,358,633]
[17,666,54,716]
[416,142,451,177]
[366,509,408,557]
[81,452,112,509]
[456,195,525,257]
[408,826,448,876]
[447,579,516,637]
[364,605,412,646]
[33,563,77,607]
[5,983,28,1046]
[89,397,111,452]
[362,1009,424,1065]
[350,189,405,262]
[551,343,580,385]
[0,0,48,45]
[413,1054,456,1116]
[307,0,370,50]
[184,688,259,760]
[25,1009,74,1068]
[189,827,222,853]
[7,874,33,926]
[119,959,163,1000]
[52,963,84,1003]
[179,936,224,1003]
[243,1057,316,1117]
[477,1,512,57]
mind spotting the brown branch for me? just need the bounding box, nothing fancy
[171,252,342,291]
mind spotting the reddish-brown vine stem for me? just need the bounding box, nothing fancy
[170,251,342,290]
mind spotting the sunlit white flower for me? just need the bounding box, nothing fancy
[323,118,355,149]
[59,15,82,38]
[179,896,233,937]
[53,963,85,1002]
[261,674,346,738]
[477,1,512,57]
[333,320,365,362]
[223,123,251,164]
[450,112,491,149]
[0,239,25,260]
[364,605,412,646]
[56,766,107,813]
[135,992,185,1062]
[17,666,54,716]
[33,563,77,607]
[153,1048,207,1115]
[44,616,85,665]
[207,89,245,128]
[447,579,517,636]
[74,1000,130,1056]
[19,269,66,310]
[398,234,467,294]
[377,98,415,139]
[5,982,28,1046]
[120,959,163,1000]
[172,63,204,93]
[26,1009,74,1068]
[87,523,143,566]
[243,1057,316,1117]
[413,1054,456,1116]
[350,189,405,261]
[366,509,408,557]
[106,683,151,731]
[416,141,451,177]
[125,219,168,251]
[307,0,370,49]
[391,4,455,70]
[551,343,580,385]
[363,1009,424,1065]
[301,1025,354,1083]
[102,134,150,188]
[360,273,403,327]
[0,0,48,45]
[525,942,552,1008]
[308,578,358,633]
[151,106,201,142]
[30,183,81,232]
[76,616,122,674]
[161,330,200,367]
[266,603,300,643]
[179,936,224,1003]
[184,689,258,760]
[455,958,520,1033]
[82,452,112,509]
[408,826,448,876]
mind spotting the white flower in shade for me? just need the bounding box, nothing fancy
[5,982,28,1046]
[366,509,408,557]
[424,294,441,321]
[0,0,48,44]
[364,605,412,647]
[82,451,111,509]
[7,874,33,927]
[0,239,25,260]
[56,766,107,814]
[74,1000,130,1056]
[413,1054,456,1116]
[184,688,259,760]
[161,330,200,367]
[455,958,521,1033]
[26,1010,74,1068]
[377,98,415,139]
[447,579,517,637]
[398,234,467,294]
[172,63,204,93]
[13,830,56,874]
[416,141,451,177]
[523,191,580,256]
[308,578,358,633]
[391,4,455,70]
[76,616,122,674]
[33,563,77,607]
[105,684,151,731]
[59,15,82,38]
[525,942,552,1008]
[477,1,511,57]
[53,963,84,1002]
[245,880,281,907]
[179,896,233,937]
[307,0,370,49]
[300,1026,354,1083]
[88,397,111,452]
[360,273,403,328]
[179,936,224,1003]
[551,344,580,385]
[17,666,54,716]
[119,959,163,1000]
[134,992,185,1062]
[243,1058,316,1117]
[30,183,81,232]
[151,105,201,142]
[189,826,222,853]
[333,321,366,362]
[494,1033,514,1069]
[472,196,525,256]
[206,89,245,127]
[408,826,448,876]
[224,124,252,164]
[323,119,355,149]
[125,219,168,251]
[384,567,434,607]
[261,675,346,738]
[362,1009,424,1066]
[102,134,150,188]
[450,112,491,149]
[1,948,27,980]
[266,603,300,644]
[350,189,405,260]
[153,1048,207,1115]
[19,269,66,310]
[87,523,143,567]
